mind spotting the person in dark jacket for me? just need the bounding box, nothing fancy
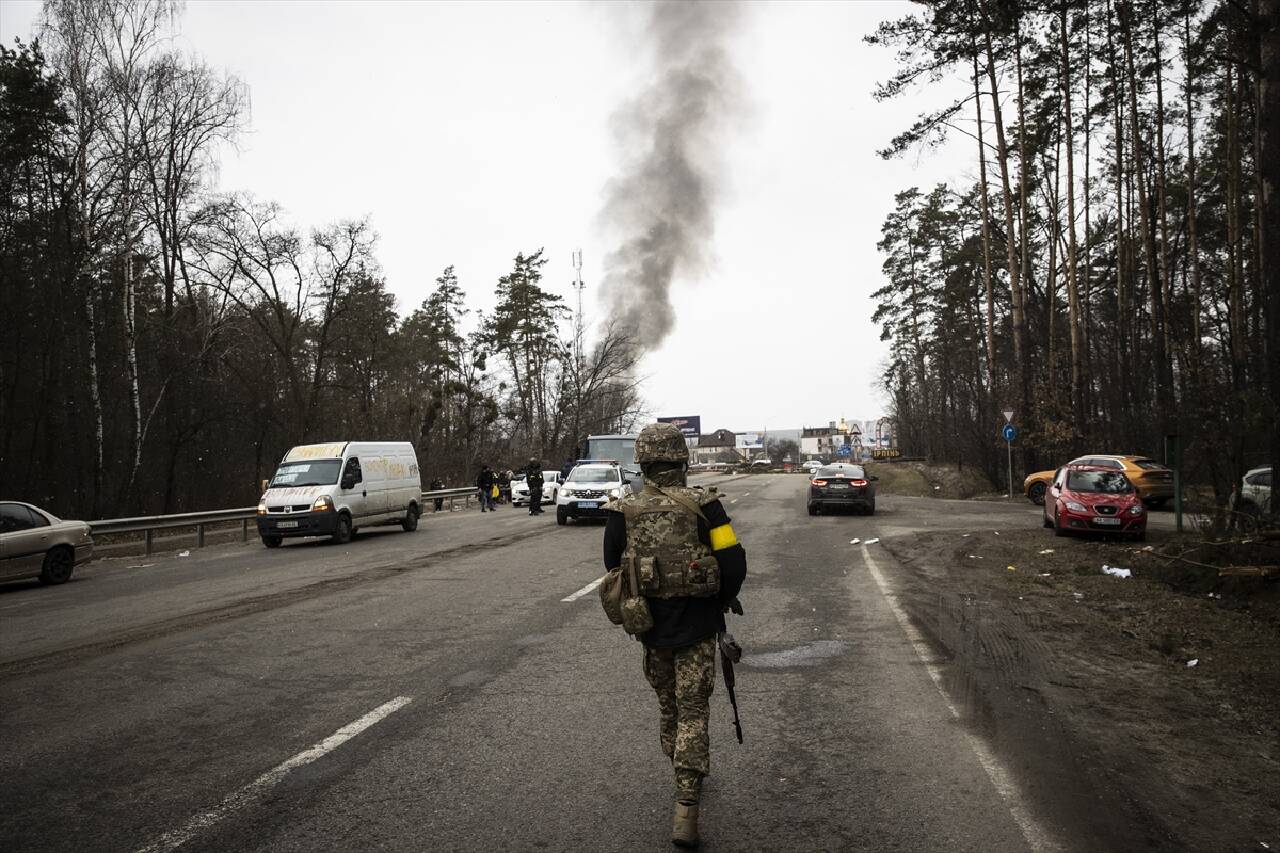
[429,477,444,512]
[602,422,746,848]
[476,465,495,512]
[525,458,545,516]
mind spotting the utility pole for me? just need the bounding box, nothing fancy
[572,249,585,371]
[572,250,586,452]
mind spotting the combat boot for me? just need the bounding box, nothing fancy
[671,802,699,848]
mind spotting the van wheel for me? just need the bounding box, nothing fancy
[402,505,419,532]
[39,546,75,584]
[331,514,353,545]
[262,535,283,549]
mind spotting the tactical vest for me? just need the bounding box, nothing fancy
[618,485,720,599]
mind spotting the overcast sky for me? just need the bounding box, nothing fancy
[1,0,969,433]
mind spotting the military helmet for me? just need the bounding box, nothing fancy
[635,422,689,465]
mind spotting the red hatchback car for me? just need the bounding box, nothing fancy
[1043,465,1147,540]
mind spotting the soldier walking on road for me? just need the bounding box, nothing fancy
[602,422,747,848]
[525,458,545,516]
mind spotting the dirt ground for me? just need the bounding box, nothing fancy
[882,524,1279,852]
[865,460,1001,499]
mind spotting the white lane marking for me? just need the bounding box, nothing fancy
[861,547,1063,853]
[135,696,413,853]
[562,576,604,602]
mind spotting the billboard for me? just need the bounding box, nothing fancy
[657,415,702,437]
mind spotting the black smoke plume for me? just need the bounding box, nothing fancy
[597,1,744,351]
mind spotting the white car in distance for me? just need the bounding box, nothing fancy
[510,471,562,507]
[557,463,626,525]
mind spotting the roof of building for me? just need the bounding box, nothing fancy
[696,429,737,448]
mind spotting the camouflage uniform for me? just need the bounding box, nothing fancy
[643,636,717,802]
[604,422,747,847]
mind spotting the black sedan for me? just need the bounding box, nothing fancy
[807,464,878,516]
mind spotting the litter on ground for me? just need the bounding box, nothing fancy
[1038,572,1051,577]
[1187,659,1199,668]
[1072,592,1084,599]
[1007,565,1017,572]
[993,531,1001,536]
[864,538,880,545]
[178,550,190,558]
[1102,565,1132,579]
[849,538,861,545]
[1038,548,1055,555]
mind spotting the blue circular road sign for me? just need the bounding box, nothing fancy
[1002,424,1018,442]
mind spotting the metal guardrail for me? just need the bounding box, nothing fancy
[89,487,480,555]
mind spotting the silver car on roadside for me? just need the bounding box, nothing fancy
[0,502,93,585]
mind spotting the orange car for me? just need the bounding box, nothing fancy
[1024,455,1173,507]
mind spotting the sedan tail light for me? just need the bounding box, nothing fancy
[850,479,867,486]
[811,479,828,486]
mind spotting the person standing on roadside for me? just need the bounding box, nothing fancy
[476,464,495,512]
[602,422,747,848]
[429,477,444,512]
[525,458,545,516]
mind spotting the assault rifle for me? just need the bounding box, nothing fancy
[719,597,745,744]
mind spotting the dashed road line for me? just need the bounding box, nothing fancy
[861,546,1063,853]
[134,696,413,853]
[561,576,604,602]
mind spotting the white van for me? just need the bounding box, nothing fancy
[256,442,422,548]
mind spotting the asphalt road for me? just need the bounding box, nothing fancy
[1,475,1157,852]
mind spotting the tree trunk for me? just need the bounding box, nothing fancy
[1151,3,1175,394]
[1184,9,1204,356]
[1258,0,1280,505]
[123,250,144,509]
[973,53,998,387]
[980,0,1026,420]
[1120,0,1170,432]
[1060,3,1085,438]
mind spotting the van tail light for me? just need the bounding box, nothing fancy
[812,479,828,487]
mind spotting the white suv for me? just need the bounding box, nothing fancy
[511,471,562,507]
[1235,465,1272,519]
[557,463,626,525]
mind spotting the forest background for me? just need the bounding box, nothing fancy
[0,0,642,517]
[868,0,1279,506]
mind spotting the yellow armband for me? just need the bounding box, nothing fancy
[709,523,738,550]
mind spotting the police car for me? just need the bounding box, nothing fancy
[556,461,627,525]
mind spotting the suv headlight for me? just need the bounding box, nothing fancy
[312,496,333,512]
[609,488,621,498]
[1128,504,1145,515]
[257,502,268,516]
[1065,500,1087,512]
[562,488,575,497]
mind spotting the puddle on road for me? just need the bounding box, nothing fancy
[746,640,849,668]
[448,669,492,688]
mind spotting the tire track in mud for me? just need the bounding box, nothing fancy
[0,526,557,678]
[878,533,1179,853]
